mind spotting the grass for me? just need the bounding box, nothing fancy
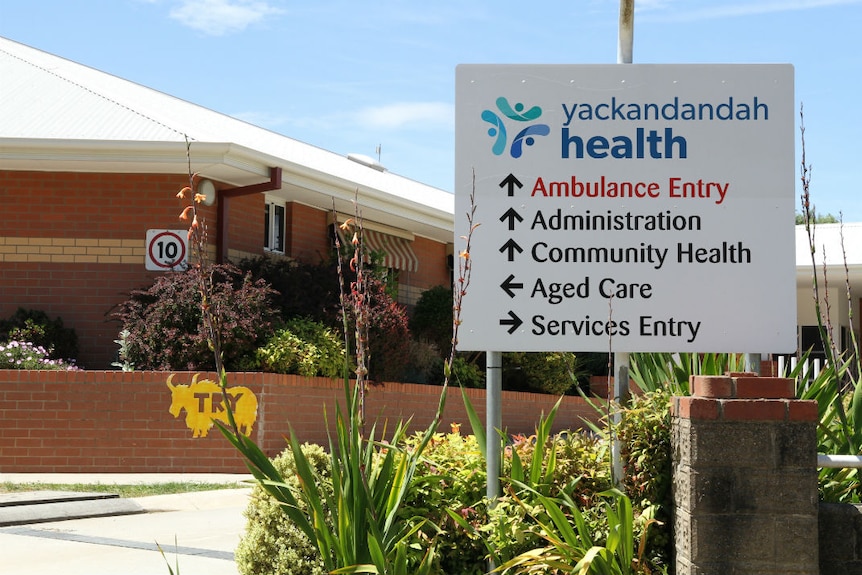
[0,480,248,498]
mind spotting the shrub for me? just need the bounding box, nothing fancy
[238,255,341,326]
[0,340,79,370]
[403,429,488,575]
[255,317,347,377]
[0,308,78,363]
[616,388,674,571]
[235,442,332,575]
[344,276,411,382]
[409,285,453,356]
[113,264,278,371]
[503,352,582,395]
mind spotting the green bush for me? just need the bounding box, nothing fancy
[235,442,332,575]
[409,285,453,356]
[503,352,582,395]
[238,255,341,326]
[403,430,488,575]
[255,317,346,377]
[0,308,79,363]
[616,388,674,571]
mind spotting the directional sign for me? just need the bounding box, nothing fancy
[455,64,796,353]
[146,229,189,271]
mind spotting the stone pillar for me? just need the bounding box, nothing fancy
[672,373,819,574]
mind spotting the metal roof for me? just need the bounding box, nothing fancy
[0,36,454,243]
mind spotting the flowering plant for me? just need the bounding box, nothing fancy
[0,340,79,370]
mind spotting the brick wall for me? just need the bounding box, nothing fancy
[286,202,331,262]
[671,373,819,574]
[2,169,454,369]
[0,370,597,473]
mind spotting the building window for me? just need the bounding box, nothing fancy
[265,202,285,252]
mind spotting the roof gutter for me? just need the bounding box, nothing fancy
[216,166,282,263]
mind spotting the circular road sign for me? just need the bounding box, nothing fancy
[146,229,189,271]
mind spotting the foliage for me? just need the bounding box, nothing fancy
[0,308,79,363]
[503,352,584,395]
[343,275,412,382]
[111,329,134,371]
[255,317,347,377]
[238,255,341,326]
[615,389,674,570]
[498,487,658,575]
[795,211,838,225]
[629,352,746,394]
[0,340,79,370]
[113,263,279,371]
[797,114,862,503]
[401,429,488,575]
[236,443,331,575]
[794,355,862,502]
[409,285,454,356]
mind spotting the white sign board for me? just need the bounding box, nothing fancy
[455,64,796,353]
[146,229,189,271]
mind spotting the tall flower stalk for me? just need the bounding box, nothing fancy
[210,168,479,573]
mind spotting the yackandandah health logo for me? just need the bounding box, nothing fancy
[481,96,550,158]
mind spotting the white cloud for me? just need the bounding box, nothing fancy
[356,102,454,131]
[168,0,284,36]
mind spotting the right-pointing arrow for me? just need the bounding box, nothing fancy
[499,310,523,334]
[500,274,524,298]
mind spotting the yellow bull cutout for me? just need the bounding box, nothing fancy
[166,374,258,438]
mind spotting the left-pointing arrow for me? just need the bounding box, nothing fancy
[499,311,523,334]
[500,274,524,298]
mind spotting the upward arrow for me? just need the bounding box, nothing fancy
[499,239,523,262]
[499,174,523,197]
[499,207,524,231]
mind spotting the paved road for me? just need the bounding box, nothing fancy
[0,474,253,575]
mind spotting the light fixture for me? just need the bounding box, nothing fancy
[197,179,216,206]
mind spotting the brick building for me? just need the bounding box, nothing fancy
[0,36,454,369]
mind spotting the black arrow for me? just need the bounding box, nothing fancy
[500,274,524,298]
[499,239,523,261]
[499,311,523,334]
[499,174,523,197]
[499,207,524,231]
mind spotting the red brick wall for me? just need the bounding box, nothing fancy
[1,170,454,369]
[411,235,451,290]
[1,170,211,368]
[0,370,598,473]
[286,202,331,262]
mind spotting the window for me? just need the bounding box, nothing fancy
[264,202,285,252]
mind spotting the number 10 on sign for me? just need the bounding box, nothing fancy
[146,229,189,271]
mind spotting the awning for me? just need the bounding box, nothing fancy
[336,227,419,272]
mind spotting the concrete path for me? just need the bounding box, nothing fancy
[0,474,254,575]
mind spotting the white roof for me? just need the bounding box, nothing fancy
[0,36,454,242]
[796,222,862,285]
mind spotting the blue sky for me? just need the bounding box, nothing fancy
[1,0,860,220]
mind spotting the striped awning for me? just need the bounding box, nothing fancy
[336,228,419,272]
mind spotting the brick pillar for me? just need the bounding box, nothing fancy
[672,373,819,574]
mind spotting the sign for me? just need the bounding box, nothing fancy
[455,64,796,353]
[146,229,189,271]
[166,374,258,438]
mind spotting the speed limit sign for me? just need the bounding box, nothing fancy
[146,229,189,271]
